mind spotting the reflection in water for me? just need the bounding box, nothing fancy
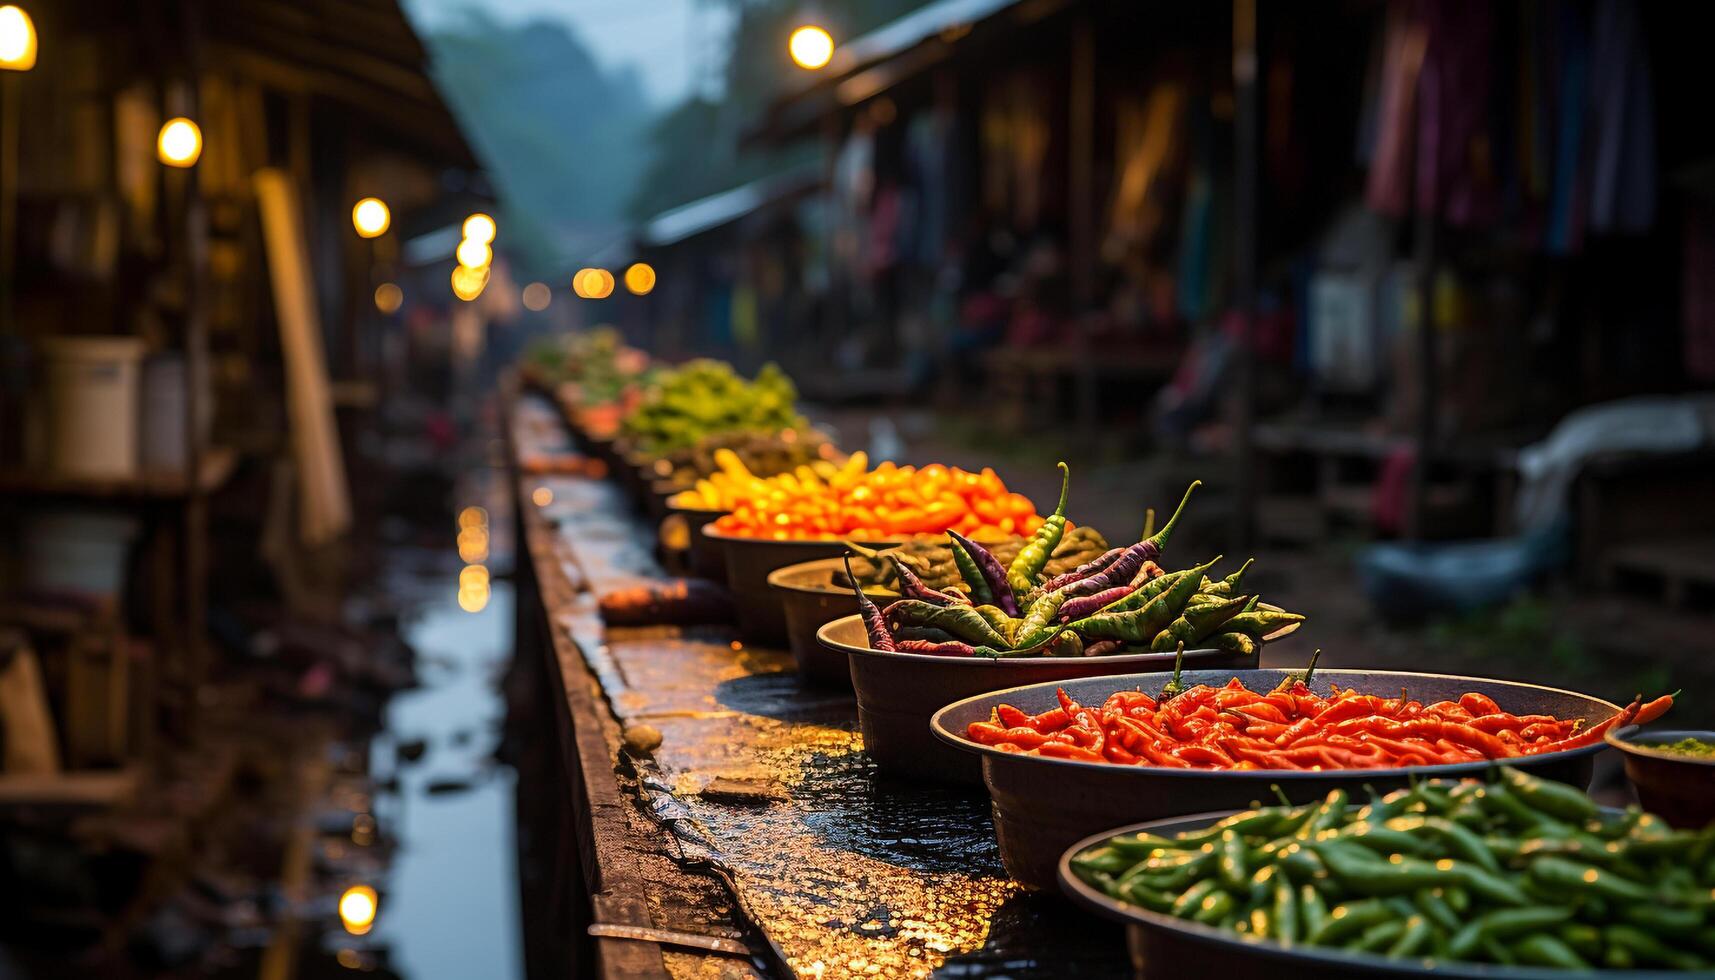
[364,490,521,979]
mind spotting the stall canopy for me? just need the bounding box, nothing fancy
[639,169,822,249]
[746,0,1068,146]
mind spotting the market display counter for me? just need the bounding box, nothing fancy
[506,391,1128,978]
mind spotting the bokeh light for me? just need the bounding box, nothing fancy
[624,262,657,296]
[338,885,378,935]
[374,282,403,314]
[0,6,38,71]
[522,281,552,311]
[462,212,496,244]
[789,25,834,69]
[157,118,202,167]
[351,197,390,238]
[455,237,492,269]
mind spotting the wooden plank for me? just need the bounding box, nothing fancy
[254,169,351,547]
[0,447,236,500]
[0,766,140,809]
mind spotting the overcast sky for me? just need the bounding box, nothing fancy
[404,0,734,107]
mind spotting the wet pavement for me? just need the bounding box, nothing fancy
[362,477,522,979]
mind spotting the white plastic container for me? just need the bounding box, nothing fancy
[42,336,145,478]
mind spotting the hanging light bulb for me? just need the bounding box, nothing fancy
[462,213,496,244]
[623,262,657,296]
[0,5,37,71]
[789,25,834,70]
[351,197,390,238]
[157,118,202,167]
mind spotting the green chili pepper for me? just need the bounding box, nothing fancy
[946,537,996,605]
[1070,846,1133,875]
[1207,632,1259,657]
[1218,829,1249,891]
[1447,907,1573,959]
[1097,568,1187,615]
[1068,555,1221,642]
[1221,609,1306,642]
[1149,593,1252,651]
[884,600,1010,647]
[1604,924,1711,970]
[1299,788,1349,838]
[1621,904,1705,937]
[970,604,1013,636]
[1510,934,1590,970]
[1385,816,1501,874]
[1005,462,1069,599]
[891,626,960,643]
[1312,844,1460,895]
[1350,918,1407,953]
[1529,856,1655,903]
[1271,878,1299,946]
[1197,557,1255,597]
[1277,843,1327,883]
[1158,643,1189,700]
[1412,889,1460,934]
[1385,916,1433,959]
[1114,879,1172,912]
[1298,883,1329,938]
[1170,879,1223,919]
[1014,587,1074,648]
[1191,890,1235,925]
[1309,899,1392,945]
[1480,780,1554,829]
[1500,766,1598,822]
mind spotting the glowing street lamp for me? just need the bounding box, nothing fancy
[788,25,833,70]
[573,268,614,300]
[462,212,496,244]
[623,262,657,296]
[455,236,491,269]
[338,885,378,936]
[351,197,389,238]
[0,5,36,71]
[157,117,202,167]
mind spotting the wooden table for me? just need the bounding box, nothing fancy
[506,388,1127,979]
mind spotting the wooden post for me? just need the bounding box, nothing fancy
[1069,14,1098,440]
[1231,0,1259,551]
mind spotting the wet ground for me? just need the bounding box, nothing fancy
[364,523,522,979]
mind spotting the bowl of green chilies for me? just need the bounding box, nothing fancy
[817,614,1249,784]
[1060,770,1715,978]
[932,670,1625,889]
[1604,726,1715,831]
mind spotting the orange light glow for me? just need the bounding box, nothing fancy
[623,262,656,296]
[789,25,834,70]
[351,198,390,238]
[338,885,378,935]
[157,118,202,167]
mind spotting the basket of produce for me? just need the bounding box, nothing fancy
[1604,726,1715,830]
[933,667,1671,888]
[768,527,1115,687]
[1060,767,1711,978]
[816,475,1305,781]
[818,615,1249,783]
[700,454,1043,644]
[620,359,808,456]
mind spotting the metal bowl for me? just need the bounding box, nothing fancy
[818,615,1249,786]
[933,669,1620,889]
[1058,809,1678,980]
[705,527,900,645]
[661,502,729,583]
[1605,726,1715,830]
[767,557,892,688]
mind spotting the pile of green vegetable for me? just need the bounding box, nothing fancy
[526,327,650,406]
[847,467,1303,658]
[621,359,808,454]
[1071,767,1715,971]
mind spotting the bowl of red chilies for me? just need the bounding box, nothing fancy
[930,667,1673,889]
[817,614,1250,783]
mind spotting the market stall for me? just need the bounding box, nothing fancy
[507,345,1709,980]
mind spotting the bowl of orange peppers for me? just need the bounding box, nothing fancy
[689,451,1043,643]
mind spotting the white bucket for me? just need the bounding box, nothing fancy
[42,336,145,479]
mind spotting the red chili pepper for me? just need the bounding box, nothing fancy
[1459,692,1503,716]
[1036,741,1103,762]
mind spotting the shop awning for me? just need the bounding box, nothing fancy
[745,0,1070,146]
[639,170,821,248]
